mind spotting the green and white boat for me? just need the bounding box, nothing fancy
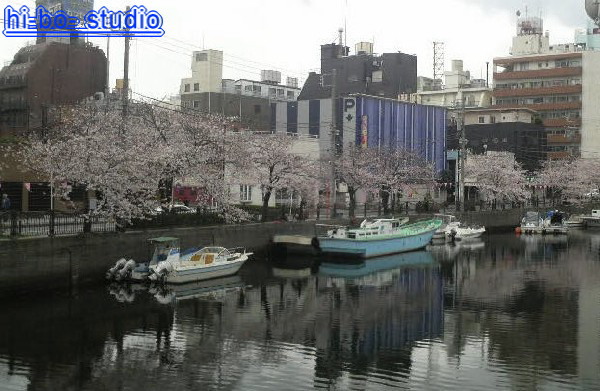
[315,218,442,259]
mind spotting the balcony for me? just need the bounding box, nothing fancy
[543,118,581,128]
[493,85,582,97]
[492,102,581,111]
[547,133,581,145]
[494,67,582,81]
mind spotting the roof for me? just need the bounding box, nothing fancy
[148,237,180,243]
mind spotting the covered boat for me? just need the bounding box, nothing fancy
[315,218,442,259]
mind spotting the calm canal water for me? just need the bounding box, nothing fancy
[1,232,599,390]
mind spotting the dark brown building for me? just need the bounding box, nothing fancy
[0,41,107,211]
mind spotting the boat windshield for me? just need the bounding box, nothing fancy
[524,212,540,223]
[199,247,229,255]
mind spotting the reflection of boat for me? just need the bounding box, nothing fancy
[153,275,244,304]
[319,251,435,285]
[316,219,441,259]
[149,246,252,284]
[427,239,485,261]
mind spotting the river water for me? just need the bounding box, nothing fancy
[1,232,599,390]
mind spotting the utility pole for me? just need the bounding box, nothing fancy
[122,6,131,116]
[457,93,467,212]
[330,68,338,219]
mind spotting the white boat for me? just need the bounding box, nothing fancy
[447,224,487,241]
[565,214,585,228]
[583,210,600,229]
[431,214,459,242]
[148,246,252,284]
[106,237,187,282]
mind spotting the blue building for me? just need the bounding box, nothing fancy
[271,94,447,173]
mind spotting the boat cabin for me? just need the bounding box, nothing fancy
[148,237,181,264]
[346,218,406,239]
[522,211,542,227]
[591,210,600,218]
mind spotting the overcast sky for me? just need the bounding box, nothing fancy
[0,0,592,100]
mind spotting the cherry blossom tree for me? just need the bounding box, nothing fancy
[234,132,320,222]
[19,103,250,224]
[372,147,436,214]
[465,152,529,204]
[334,147,379,218]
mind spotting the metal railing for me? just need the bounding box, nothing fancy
[0,211,116,237]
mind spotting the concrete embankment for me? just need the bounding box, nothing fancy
[0,221,318,295]
[0,210,525,295]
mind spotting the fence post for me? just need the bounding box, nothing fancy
[49,210,55,237]
[10,211,17,237]
[83,215,91,233]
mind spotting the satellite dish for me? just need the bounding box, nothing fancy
[585,0,600,21]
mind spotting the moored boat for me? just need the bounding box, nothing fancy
[583,210,600,229]
[520,210,568,234]
[315,218,442,259]
[565,214,585,228]
[148,246,252,284]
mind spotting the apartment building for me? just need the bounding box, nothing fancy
[492,16,600,159]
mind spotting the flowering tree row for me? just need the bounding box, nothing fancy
[16,104,321,224]
[334,147,436,218]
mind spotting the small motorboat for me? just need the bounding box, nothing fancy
[148,246,252,284]
[582,210,600,229]
[431,214,460,242]
[106,237,188,282]
[565,214,585,228]
[447,224,486,241]
[520,210,568,235]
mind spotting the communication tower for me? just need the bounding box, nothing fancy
[433,42,445,85]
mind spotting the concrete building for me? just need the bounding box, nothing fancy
[180,49,223,96]
[298,40,417,101]
[461,109,546,172]
[414,60,492,109]
[0,41,107,211]
[178,49,300,131]
[491,15,600,159]
[35,0,95,45]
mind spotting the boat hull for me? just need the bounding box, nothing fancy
[584,217,600,228]
[520,225,568,235]
[317,229,437,259]
[165,258,247,284]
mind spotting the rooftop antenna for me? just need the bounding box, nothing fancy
[433,42,445,82]
[338,27,344,46]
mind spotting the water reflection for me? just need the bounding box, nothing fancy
[0,233,599,390]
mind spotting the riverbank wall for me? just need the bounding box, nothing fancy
[0,209,526,295]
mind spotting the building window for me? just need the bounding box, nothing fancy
[240,185,252,202]
[184,84,190,92]
[254,105,261,114]
[194,83,199,92]
[287,91,295,99]
[277,89,284,97]
[245,85,253,92]
[196,53,207,62]
[478,116,485,124]
[269,88,277,97]
[193,101,199,108]
[490,116,496,124]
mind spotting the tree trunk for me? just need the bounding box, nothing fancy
[381,190,390,216]
[348,187,357,219]
[261,190,272,223]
